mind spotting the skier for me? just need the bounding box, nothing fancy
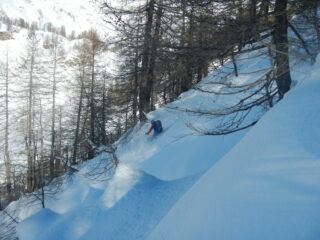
[146,120,163,136]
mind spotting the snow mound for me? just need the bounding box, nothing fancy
[17,164,199,240]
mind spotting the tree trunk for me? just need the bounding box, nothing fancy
[72,67,85,165]
[138,0,155,120]
[181,5,194,93]
[101,74,107,145]
[196,18,204,83]
[312,5,320,50]
[39,100,45,187]
[55,107,62,173]
[132,19,140,125]
[147,0,163,111]
[27,40,35,192]
[4,47,12,201]
[89,52,96,159]
[231,52,238,77]
[274,0,291,99]
[50,44,57,180]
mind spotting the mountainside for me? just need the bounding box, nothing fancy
[2,47,266,239]
[0,27,112,164]
[0,0,104,34]
[116,49,271,180]
[0,2,116,206]
[1,45,318,239]
[1,1,320,239]
[147,56,320,240]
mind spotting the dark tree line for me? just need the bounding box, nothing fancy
[97,0,319,133]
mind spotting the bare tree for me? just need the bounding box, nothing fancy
[48,34,64,180]
[71,43,87,165]
[22,29,40,192]
[3,46,12,201]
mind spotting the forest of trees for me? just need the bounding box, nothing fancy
[97,0,319,129]
[0,20,119,212]
[0,0,319,221]
[0,15,78,40]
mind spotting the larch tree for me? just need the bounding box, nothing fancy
[0,45,12,201]
[19,29,41,192]
[48,34,65,180]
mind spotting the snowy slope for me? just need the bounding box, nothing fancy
[9,49,270,239]
[0,0,104,34]
[147,57,320,240]
[16,163,199,240]
[3,42,320,240]
[116,49,270,180]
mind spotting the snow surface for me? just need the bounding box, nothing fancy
[11,49,267,239]
[0,0,105,34]
[116,49,271,181]
[2,38,319,239]
[147,57,320,240]
[16,163,199,240]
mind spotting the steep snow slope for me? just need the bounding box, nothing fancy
[11,49,270,239]
[6,46,320,240]
[147,57,320,240]
[116,49,270,180]
[16,162,199,240]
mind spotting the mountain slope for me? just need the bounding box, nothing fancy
[0,0,103,34]
[17,164,199,240]
[116,49,271,180]
[11,49,269,239]
[2,37,320,240]
[147,56,320,240]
